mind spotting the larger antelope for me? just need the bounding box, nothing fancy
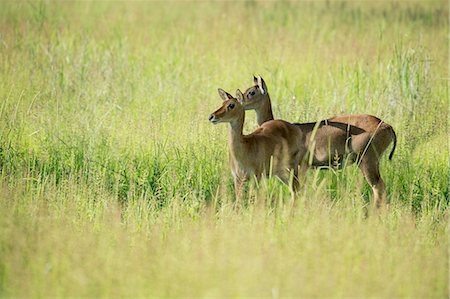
[208,89,307,199]
[242,76,397,208]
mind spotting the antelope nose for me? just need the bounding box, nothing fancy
[208,114,214,121]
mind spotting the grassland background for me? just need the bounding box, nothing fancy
[0,1,448,298]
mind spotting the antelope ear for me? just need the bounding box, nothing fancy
[236,89,244,104]
[257,76,268,95]
[218,88,233,101]
[253,75,258,85]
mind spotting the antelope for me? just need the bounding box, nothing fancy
[208,88,307,200]
[242,76,397,208]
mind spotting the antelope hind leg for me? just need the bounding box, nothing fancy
[358,153,387,208]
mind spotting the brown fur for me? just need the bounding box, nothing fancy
[209,89,307,200]
[242,76,397,207]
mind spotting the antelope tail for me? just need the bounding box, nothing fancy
[388,127,397,161]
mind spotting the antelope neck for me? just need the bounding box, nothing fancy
[228,110,245,146]
[256,95,274,125]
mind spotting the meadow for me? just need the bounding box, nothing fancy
[0,1,448,298]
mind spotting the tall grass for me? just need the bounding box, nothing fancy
[0,1,448,298]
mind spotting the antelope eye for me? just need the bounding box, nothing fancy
[227,103,235,110]
[250,91,256,96]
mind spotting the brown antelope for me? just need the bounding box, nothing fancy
[208,89,307,200]
[242,76,397,208]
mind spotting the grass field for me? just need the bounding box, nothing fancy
[0,1,448,298]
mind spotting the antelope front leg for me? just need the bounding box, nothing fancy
[277,168,299,203]
[291,168,300,197]
[290,163,308,197]
[234,175,248,203]
[297,163,309,190]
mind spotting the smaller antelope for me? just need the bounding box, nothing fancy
[242,76,397,208]
[208,89,307,199]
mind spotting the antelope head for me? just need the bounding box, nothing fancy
[242,75,269,110]
[208,89,244,125]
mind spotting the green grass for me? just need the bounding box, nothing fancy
[0,1,448,298]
